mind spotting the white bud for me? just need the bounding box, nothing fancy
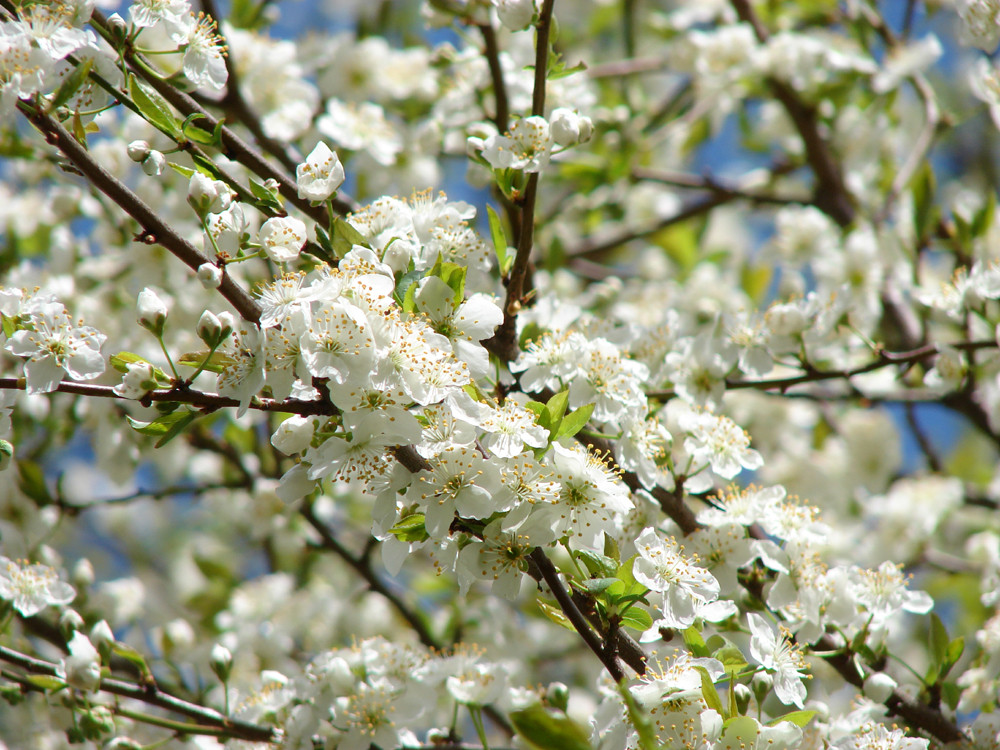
[863,672,897,702]
[295,142,345,202]
[211,644,233,682]
[127,140,151,162]
[141,150,166,177]
[197,263,223,289]
[197,310,224,346]
[188,172,232,215]
[72,559,95,587]
[90,620,114,651]
[61,632,101,693]
[259,216,307,263]
[550,108,593,146]
[494,0,536,30]
[136,288,168,337]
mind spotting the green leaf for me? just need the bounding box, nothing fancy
[683,626,710,658]
[109,352,170,383]
[487,205,511,274]
[575,549,618,578]
[554,403,595,440]
[389,514,429,543]
[713,643,748,675]
[695,666,725,716]
[128,73,180,138]
[17,460,52,506]
[582,577,619,596]
[619,606,653,632]
[941,681,961,711]
[181,113,219,146]
[603,533,620,564]
[49,58,94,112]
[768,709,818,728]
[427,254,467,305]
[928,613,949,676]
[510,705,593,750]
[332,217,369,258]
[395,266,422,312]
[25,675,66,692]
[126,410,196,443]
[911,162,936,241]
[176,350,233,374]
[153,410,198,448]
[536,598,575,631]
[111,643,152,679]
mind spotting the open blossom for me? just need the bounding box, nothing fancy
[258,216,307,264]
[679,408,763,480]
[5,300,105,394]
[296,141,345,202]
[747,613,809,708]
[481,116,553,172]
[0,557,75,616]
[633,527,721,628]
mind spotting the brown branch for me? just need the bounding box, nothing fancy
[482,0,556,364]
[0,378,335,416]
[88,10,357,223]
[529,548,626,682]
[479,22,510,134]
[18,105,262,325]
[729,0,855,226]
[0,646,276,743]
[198,0,303,177]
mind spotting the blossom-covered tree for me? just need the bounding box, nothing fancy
[2,0,1000,748]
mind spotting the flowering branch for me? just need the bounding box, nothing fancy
[18,104,263,324]
[0,646,277,743]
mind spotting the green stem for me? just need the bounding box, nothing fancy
[114,705,236,738]
[470,706,491,750]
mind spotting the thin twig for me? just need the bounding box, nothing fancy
[19,104,262,324]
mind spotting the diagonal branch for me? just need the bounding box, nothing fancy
[18,104,262,324]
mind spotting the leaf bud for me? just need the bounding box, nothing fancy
[546,681,569,712]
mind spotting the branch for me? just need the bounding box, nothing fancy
[729,0,855,226]
[0,379,334,416]
[529,548,627,682]
[483,0,556,364]
[198,0,304,176]
[18,105,262,325]
[0,646,276,743]
[89,11,357,222]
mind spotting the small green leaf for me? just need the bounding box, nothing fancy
[582,577,618,596]
[575,549,618,578]
[768,709,818,728]
[911,162,936,241]
[683,626,710,658]
[176,350,233,374]
[487,205,510,274]
[128,73,180,138]
[49,58,93,112]
[695,666,725,716]
[603,533,620,564]
[109,352,170,383]
[181,113,219,146]
[17,460,52,506]
[619,606,653,632]
[536,598,575,631]
[112,643,152,679]
[332,217,369,258]
[713,643,748,675]
[389,514,429,543]
[928,613,949,672]
[510,705,593,750]
[153,410,198,448]
[554,403,595,440]
[126,410,193,439]
[25,675,67,692]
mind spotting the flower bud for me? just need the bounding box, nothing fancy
[197,310,224,346]
[0,438,12,471]
[126,140,150,162]
[90,620,114,653]
[863,672,897,702]
[72,558,95,588]
[62,631,101,693]
[546,681,569,712]
[188,172,232,215]
[59,608,85,638]
[136,288,167,337]
[550,108,593,146]
[210,643,233,682]
[78,705,114,739]
[259,216,308,263]
[197,262,223,289]
[733,683,753,715]
[495,0,536,30]
[141,150,166,177]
